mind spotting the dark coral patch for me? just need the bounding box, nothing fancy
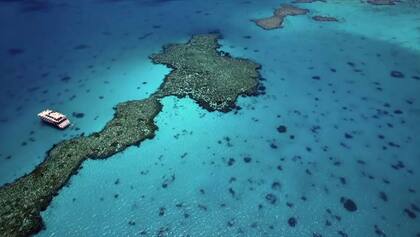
[404,208,416,219]
[61,76,71,82]
[379,192,388,202]
[390,70,404,78]
[277,125,287,133]
[227,158,235,166]
[7,48,25,56]
[340,197,357,212]
[243,156,252,163]
[72,112,85,118]
[367,0,398,5]
[312,16,338,22]
[73,44,90,50]
[288,217,297,227]
[293,0,325,2]
[271,181,281,191]
[265,193,277,204]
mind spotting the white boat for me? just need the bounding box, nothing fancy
[38,109,71,129]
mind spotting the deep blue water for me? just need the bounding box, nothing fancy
[0,0,420,236]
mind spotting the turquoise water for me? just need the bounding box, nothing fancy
[1,0,419,236]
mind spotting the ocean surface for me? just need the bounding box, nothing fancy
[0,0,419,236]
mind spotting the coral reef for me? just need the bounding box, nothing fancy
[151,34,261,112]
[367,0,398,5]
[252,4,309,30]
[292,0,325,3]
[0,34,262,237]
[312,15,338,22]
[0,98,162,236]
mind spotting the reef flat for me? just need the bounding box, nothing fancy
[151,34,261,112]
[252,5,309,30]
[0,34,262,237]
